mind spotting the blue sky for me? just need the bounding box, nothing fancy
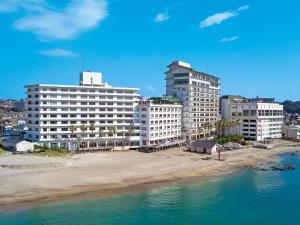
[0,0,299,101]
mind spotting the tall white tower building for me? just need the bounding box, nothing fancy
[165,61,220,141]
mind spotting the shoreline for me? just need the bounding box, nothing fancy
[0,141,299,213]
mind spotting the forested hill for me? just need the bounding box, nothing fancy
[282,101,300,114]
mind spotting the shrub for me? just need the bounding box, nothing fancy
[240,140,249,146]
[214,135,244,145]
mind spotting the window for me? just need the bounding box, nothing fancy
[243,110,249,116]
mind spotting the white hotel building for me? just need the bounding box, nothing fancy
[221,96,284,141]
[166,61,220,141]
[137,97,183,150]
[25,72,141,150]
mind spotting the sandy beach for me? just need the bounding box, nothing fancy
[0,140,299,211]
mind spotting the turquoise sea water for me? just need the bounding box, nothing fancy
[1,153,300,225]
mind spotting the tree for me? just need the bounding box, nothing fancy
[282,100,300,114]
[207,122,214,138]
[215,120,223,138]
[108,127,116,151]
[89,122,96,148]
[98,128,104,149]
[197,126,204,139]
[216,119,231,138]
[225,120,232,135]
[233,119,241,135]
[80,124,86,149]
[199,122,212,140]
[76,136,81,151]
[222,120,228,137]
[69,125,76,151]
[226,119,240,136]
[128,123,134,150]
[121,131,126,151]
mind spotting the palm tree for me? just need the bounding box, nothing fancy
[221,120,227,137]
[207,122,214,139]
[108,127,116,151]
[216,119,229,138]
[108,128,113,148]
[225,120,233,136]
[128,123,134,150]
[121,131,125,151]
[215,120,222,138]
[89,123,96,148]
[80,124,86,149]
[98,128,104,149]
[69,125,76,151]
[197,126,204,140]
[112,127,117,151]
[200,122,211,140]
[233,119,241,135]
[76,136,81,151]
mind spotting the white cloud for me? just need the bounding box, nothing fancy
[0,0,47,13]
[0,0,108,41]
[0,0,21,12]
[220,36,239,43]
[154,11,169,23]
[200,12,237,28]
[238,5,250,11]
[147,85,155,91]
[200,5,250,29]
[37,48,80,57]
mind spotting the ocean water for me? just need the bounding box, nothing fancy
[1,153,300,225]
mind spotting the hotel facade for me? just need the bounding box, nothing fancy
[221,96,284,141]
[165,61,220,141]
[137,97,184,150]
[25,71,186,150]
[25,72,141,150]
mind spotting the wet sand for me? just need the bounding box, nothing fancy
[0,140,299,212]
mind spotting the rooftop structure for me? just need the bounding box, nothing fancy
[80,72,103,86]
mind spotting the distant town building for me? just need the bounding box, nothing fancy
[25,72,141,150]
[137,96,184,150]
[0,124,13,135]
[221,95,284,141]
[14,99,25,111]
[165,61,220,141]
[0,100,15,110]
[284,112,300,126]
[283,125,300,140]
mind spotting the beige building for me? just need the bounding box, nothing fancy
[165,61,220,141]
[283,125,300,140]
[221,96,283,141]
